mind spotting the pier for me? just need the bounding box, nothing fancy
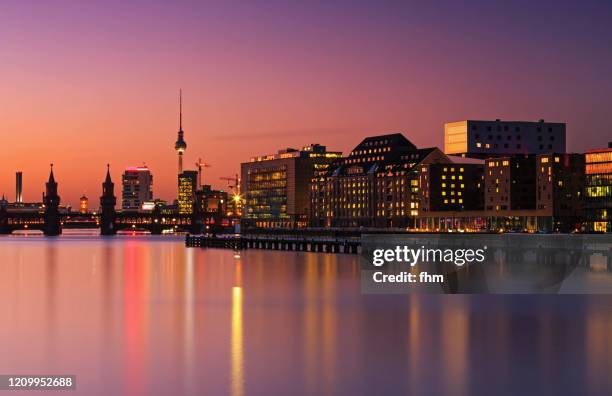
[185,234,362,254]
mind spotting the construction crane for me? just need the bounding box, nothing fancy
[220,174,240,193]
[195,158,211,187]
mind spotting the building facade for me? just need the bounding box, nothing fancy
[419,161,484,213]
[536,153,584,232]
[310,133,451,228]
[485,155,536,212]
[444,119,566,158]
[121,166,153,210]
[241,144,341,228]
[584,144,612,232]
[178,170,198,214]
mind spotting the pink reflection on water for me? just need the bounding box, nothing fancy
[123,240,148,396]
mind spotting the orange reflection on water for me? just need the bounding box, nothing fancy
[441,297,469,396]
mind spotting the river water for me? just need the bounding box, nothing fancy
[0,234,611,395]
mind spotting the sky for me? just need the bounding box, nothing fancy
[1,0,611,207]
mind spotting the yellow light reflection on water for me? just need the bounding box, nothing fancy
[231,286,244,396]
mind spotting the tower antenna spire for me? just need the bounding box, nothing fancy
[179,89,182,131]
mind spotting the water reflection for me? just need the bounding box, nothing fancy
[231,286,244,396]
[0,236,611,395]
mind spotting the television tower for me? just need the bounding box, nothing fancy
[174,89,187,174]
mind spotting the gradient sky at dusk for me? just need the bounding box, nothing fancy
[1,0,611,206]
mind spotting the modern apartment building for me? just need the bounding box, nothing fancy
[444,119,566,158]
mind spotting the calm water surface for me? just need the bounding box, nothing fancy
[0,235,611,396]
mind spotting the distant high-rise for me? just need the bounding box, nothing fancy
[178,170,198,215]
[15,171,22,203]
[174,90,187,175]
[121,166,153,210]
[444,119,566,158]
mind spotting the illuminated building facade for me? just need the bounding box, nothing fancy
[310,134,449,228]
[584,143,612,232]
[419,161,484,212]
[121,166,153,210]
[241,144,341,228]
[444,119,566,158]
[178,170,198,214]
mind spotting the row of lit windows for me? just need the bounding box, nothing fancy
[586,163,612,175]
[441,183,465,188]
[351,147,391,156]
[488,160,510,167]
[585,186,612,198]
[585,152,612,164]
[346,156,384,164]
[441,190,463,196]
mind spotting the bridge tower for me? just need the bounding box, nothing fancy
[43,164,61,236]
[100,164,117,235]
[0,198,8,234]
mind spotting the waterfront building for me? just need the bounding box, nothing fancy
[419,159,485,213]
[485,155,536,212]
[241,144,342,228]
[15,171,22,203]
[584,143,612,232]
[79,194,88,214]
[444,119,566,158]
[121,166,153,210]
[310,133,450,228]
[417,153,586,232]
[536,153,584,232]
[178,170,198,214]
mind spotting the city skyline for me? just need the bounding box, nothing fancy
[2,1,612,206]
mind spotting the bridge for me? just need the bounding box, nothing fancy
[0,165,222,236]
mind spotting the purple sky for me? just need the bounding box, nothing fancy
[1,0,611,205]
